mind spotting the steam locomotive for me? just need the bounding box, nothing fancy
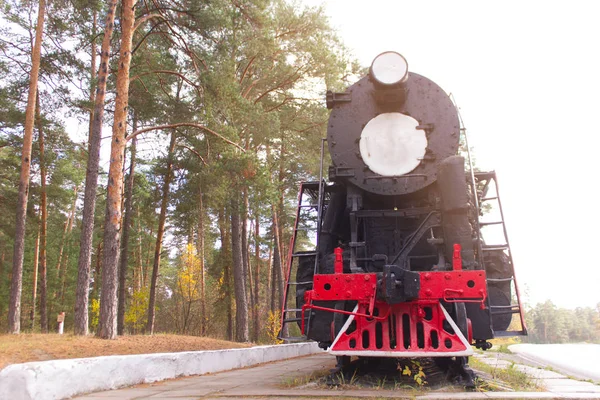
[280,52,526,376]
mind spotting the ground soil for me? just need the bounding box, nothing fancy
[0,333,251,370]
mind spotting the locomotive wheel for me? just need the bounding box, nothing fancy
[333,301,346,339]
[441,301,469,340]
[452,302,475,387]
[333,301,356,340]
[331,301,352,375]
[454,302,469,340]
[488,285,512,331]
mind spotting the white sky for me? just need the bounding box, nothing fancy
[304,0,600,309]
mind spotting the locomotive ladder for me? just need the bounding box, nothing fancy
[474,171,528,337]
[457,108,527,338]
[278,180,325,342]
[279,139,328,342]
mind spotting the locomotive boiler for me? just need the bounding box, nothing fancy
[279,51,526,377]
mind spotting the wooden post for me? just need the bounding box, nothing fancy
[57,312,65,334]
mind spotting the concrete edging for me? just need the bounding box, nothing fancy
[0,341,321,400]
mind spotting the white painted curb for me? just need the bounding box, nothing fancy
[0,342,321,400]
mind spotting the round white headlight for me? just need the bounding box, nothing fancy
[359,112,427,176]
[370,51,408,86]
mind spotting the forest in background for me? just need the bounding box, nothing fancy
[523,300,600,344]
[0,0,360,341]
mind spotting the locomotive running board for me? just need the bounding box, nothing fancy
[328,303,473,357]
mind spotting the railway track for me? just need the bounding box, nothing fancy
[325,356,476,389]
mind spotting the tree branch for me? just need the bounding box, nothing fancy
[252,65,307,104]
[131,69,201,97]
[132,20,168,54]
[264,96,291,113]
[239,55,256,85]
[126,123,245,152]
[178,143,207,165]
[149,0,208,72]
[133,13,164,32]
[253,73,300,104]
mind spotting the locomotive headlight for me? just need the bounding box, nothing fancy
[370,51,409,86]
[359,112,427,176]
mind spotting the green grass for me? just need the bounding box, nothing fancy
[470,357,544,392]
[473,376,508,392]
[490,343,512,353]
[280,369,331,388]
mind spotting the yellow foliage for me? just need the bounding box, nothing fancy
[90,299,100,332]
[266,310,283,344]
[178,243,202,301]
[399,360,427,386]
[125,289,149,332]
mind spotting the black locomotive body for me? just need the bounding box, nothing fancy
[280,52,526,365]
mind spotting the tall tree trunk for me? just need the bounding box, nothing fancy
[55,186,79,274]
[135,207,144,290]
[270,209,284,312]
[36,92,48,333]
[55,186,78,305]
[253,214,260,342]
[88,9,97,143]
[146,132,176,334]
[265,143,284,315]
[276,136,287,312]
[0,246,4,319]
[30,225,40,330]
[270,233,279,314]
[225,264,233,340]
[59,251,71,305]
[218,208,233,341]
[91,241,102,301]
[274,138,288,335]
[0,245,4,280]
[267,244,272,312]
[246,226,254,339]
[144,225,153,284]
[196,187,206,336]
[117,124,137,335]
[132,253,140,293]
[98,0,135,339]
[242,189,253,338]
[270,216,288,335]
[0,245,4,287]
[241,188,250,302]
[74,0,116,336]
[231,197,249,342]
[7,0,46,334]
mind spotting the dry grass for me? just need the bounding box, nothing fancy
[0,333,251,370]
[469,357,544,392]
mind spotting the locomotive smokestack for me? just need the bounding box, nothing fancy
[369,51,409,87]
[369,52,410,106]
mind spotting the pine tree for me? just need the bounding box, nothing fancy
[97,0,136,340]
[7,0,46,334]
[74,0,118,336]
